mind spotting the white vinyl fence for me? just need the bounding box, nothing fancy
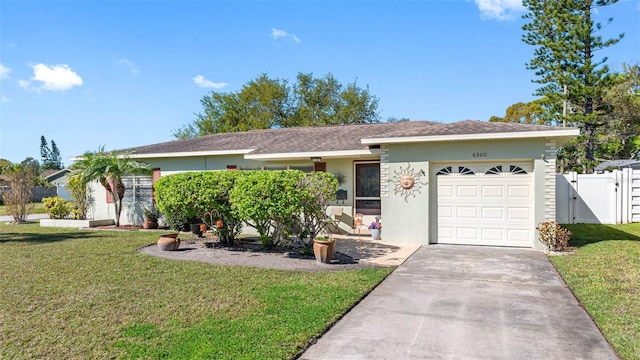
[556,168,640,224]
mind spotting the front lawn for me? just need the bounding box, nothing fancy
[0,202,47,216]
[0,223,393,359]
[551,223,640,360]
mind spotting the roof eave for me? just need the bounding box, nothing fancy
[244,149,380,161]
[70,149,254,161]
[360,129,581,145]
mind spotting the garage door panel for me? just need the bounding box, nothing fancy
[439,185,454,197]
[457,186,478,198]
[456,228,478,239]
[435,164,533,247]
[457,207,478,218]
[439,227,453,240]
[482,228,504,241]
[438,206,454,219]
[482,207,504,219]
[507,186,531,197]
[508,207,530,220]
[507,229,531,242]
[482,185,504,197]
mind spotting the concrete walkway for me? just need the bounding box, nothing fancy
[301,245,618,360]
[0,214,49,222]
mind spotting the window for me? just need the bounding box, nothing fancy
[458,166,475,175]
[238,165,314,172]
[485,166,502,175]
[355,162,380,215]
[510,165,528,174]
[436,166,452,175]
[290,165,314,173]
[263,165,287,171]
[121,175,153,204]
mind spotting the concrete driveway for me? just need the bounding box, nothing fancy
[301,245,618,360]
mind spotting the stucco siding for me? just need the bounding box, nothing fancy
[383,139,550,246]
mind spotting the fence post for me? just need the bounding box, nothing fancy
[569,171,578,224]
[622,168,630,223]
[615,170,623,224]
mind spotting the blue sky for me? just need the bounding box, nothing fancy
[1,0,638,165]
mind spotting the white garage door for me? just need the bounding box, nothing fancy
[434,163,533,247]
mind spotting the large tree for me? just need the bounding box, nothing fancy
[174,72,380,139]
[522,0,624,170]
[598,63,640,159]
[1,163,36,223]
[72,146,151,226]
[489,100,547,124]
[40,135,63,170]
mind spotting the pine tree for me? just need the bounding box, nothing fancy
[39,135,64,170]
[522,0,624,171]
[50,140,63,169]
[40,135,51,168]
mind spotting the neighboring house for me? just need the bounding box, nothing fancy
[594,159,640,172]
[45,169,72,200]
[85,120,578,249]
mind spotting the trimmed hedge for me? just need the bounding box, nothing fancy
[155,170,338,249]
[154,171,240,236]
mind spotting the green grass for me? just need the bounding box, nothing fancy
[0,202,47,216]
[551,223,640,360]
[0,223,393,359]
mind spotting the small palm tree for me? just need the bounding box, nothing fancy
[72,146,151,226]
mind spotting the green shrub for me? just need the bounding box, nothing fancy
[230,170,305,249]
[298,171,338,243]
[154,171,242,239]
[42,196,72,219]
[66,174,90,220]
[164,212,201,232]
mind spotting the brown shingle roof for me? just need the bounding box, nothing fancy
[121,120,573,157]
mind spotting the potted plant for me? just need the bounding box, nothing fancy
[142,204,161,229]
[369,218,381,240]
[312,236,336,264]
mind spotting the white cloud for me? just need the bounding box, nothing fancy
[474,0,525,20]
[20,63,83,91]
[271,28,301,44]
[0,64,10,79]
[192,75,227,89]
[115,58,140,74]
[18,79,29,90]
[1,96,10,103]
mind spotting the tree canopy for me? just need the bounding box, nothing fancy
[174,72,380,139]
[489,100,547,125]
[40,135,63,171]
[71,146,151,226]
[522,0,624,171]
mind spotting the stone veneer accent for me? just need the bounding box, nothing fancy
[544,139,557,222]
[380,145,390,198]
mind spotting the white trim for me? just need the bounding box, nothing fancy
[244,149,380,161]
[361,129,580,145]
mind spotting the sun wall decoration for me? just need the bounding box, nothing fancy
[389,162,428,202]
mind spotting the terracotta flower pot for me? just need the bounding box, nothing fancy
[157,233,180,251]
[313,238,336,264]
[143,219,158,229]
